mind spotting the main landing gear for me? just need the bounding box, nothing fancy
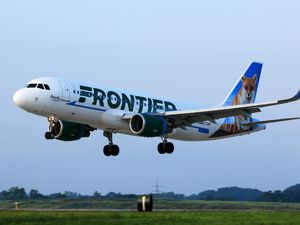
[101,132,175,156]
[157,137,174,154]
[103,131,120,157]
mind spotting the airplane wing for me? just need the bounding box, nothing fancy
[164,90,300,127]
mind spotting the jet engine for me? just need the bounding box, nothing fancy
[129,113,167,137]
[45,119,93,141]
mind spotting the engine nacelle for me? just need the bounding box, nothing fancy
[129,113,166,137]
[50,120,91,141]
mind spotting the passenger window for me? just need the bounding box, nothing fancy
[44,84,50,90]
[37,84,44,89]
[27,83,37,88]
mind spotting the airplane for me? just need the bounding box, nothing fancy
[13,62,300,156]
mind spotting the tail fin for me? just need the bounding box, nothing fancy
[221,62,262,106]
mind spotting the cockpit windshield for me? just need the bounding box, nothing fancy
[27,83,37,88]
[37,84,44,89]
[26,83,51,90]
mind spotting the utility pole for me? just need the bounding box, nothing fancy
[152,182,163,194]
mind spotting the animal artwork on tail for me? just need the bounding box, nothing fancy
[232,74,257,105]
[211,63,262,137]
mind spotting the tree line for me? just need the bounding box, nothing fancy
[1,184,300,203]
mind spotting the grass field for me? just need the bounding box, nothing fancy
[2,199,300,211]
[2,199,300,225]
[1,211,300,225]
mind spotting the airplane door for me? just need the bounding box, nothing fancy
[59,80,70,102]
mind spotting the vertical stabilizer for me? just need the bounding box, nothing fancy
[221,62,262,106]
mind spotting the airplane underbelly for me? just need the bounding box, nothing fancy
[168,124,220,141]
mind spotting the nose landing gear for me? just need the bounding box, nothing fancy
[45,131,55,140]
[45,116,60,140]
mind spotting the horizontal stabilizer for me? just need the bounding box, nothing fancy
[242,117,300,126]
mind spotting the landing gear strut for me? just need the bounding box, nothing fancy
[157,137,174,154]
[103,131,120,157]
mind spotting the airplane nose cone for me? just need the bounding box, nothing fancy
[13,89,25,108]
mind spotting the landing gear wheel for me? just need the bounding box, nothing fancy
[111,145,120,156]
[157,143,165,154]
[157,142,174,154]
[165,142,174,154]
[103,145,111,156]
[45,132,54,140]
[103,144,120,157]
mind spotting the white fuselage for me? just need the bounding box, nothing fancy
[13,77,263,141]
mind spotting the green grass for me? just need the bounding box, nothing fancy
[2,199,300,211]
[1,211,300,225]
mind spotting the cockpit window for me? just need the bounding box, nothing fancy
[27,83,37,88]
[44,84,50,90]
[26,83,51,90]
[37,84,44,89]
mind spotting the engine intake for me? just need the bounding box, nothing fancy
[129,113,166,137]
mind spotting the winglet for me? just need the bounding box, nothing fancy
[278,89,300,104]
[294,89,300,100]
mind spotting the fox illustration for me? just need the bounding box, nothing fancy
[232,74,257,105]
[219,74,257,134]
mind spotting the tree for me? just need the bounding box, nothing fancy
[93,191,102,198]
[105,192,122,198]
[29,189,45,199]
[48,193,66,199]
[64,191,80,199]
[1,186,27,199]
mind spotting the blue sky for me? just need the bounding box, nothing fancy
[1,0,300,195]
